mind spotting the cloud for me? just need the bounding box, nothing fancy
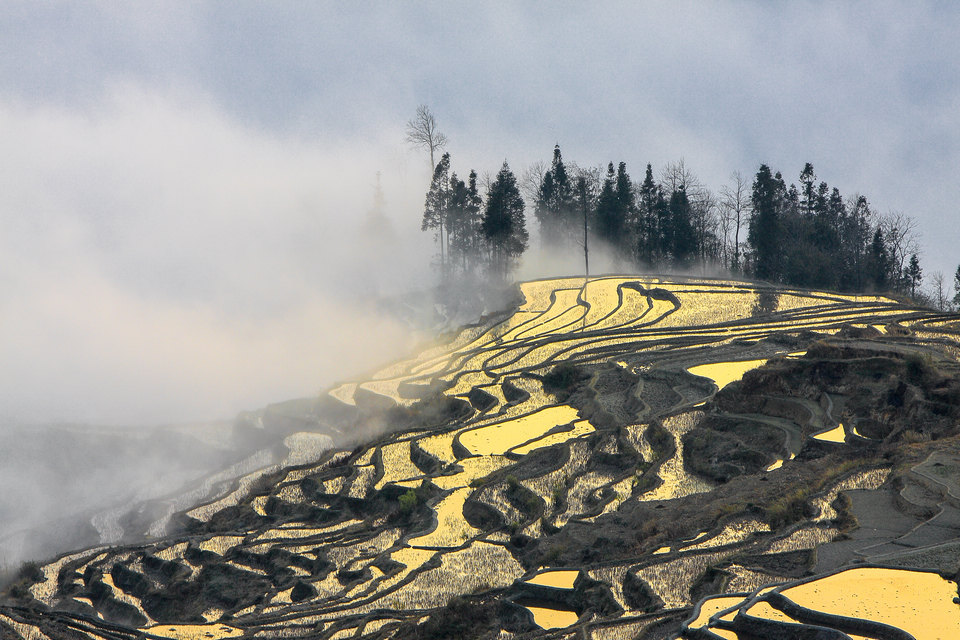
[0,84,432,426]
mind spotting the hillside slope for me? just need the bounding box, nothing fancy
[4,275,960,639]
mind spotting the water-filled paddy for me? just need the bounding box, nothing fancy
[813,423,846,443]
[525,604,579,629]
[686,358,767,391]
[526,569,579,589]
[145,624,243,639]
[779,567,960,639]
[459,405,582,455]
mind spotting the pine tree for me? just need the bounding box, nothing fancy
[669,186,696,267]
[869,227,889,290]
[843,195,872,291]
[481,161,528,279]
[749,164,782,281]
[535,170,557,244]
[446,172,469,271]
[906,253,922,298]
[464,170,483,272]
[953,265,960,310]
[575,176,591,277]
[799,162,817,217]
[534,145,575,247]
[421,152,451,270]
[551,145,574,230]
[636,164,660,266]
[594,163,622,249]
[614,161,634,257]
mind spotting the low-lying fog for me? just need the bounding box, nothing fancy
[0,87,639,573]
[0,88,447,571]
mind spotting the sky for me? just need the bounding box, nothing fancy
[2,1,959,425]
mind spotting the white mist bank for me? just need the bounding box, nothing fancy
[0,86,433,426]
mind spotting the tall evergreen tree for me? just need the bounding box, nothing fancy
[869,227,889,291]
[614,162,634,257]
[749,164,782,281]
[576,176,591,277]
[594,163,623,250]
[421,152,451,270]
[841,194,871,291]
[446,172,469,271]
[799,163,817,217]
[534,145,575,246]
[906,253,923,298]
[481,161,528,279]
[535,170,557,244]
[464,170,483,270]
[669,186,696,267]
[636,164,660,266]
[953,265,960,309]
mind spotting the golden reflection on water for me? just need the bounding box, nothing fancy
[813,423,846,443]
[686,359,767,391]
[765,459,783,471]
[144,624,243,640]
[688,595,745,629]
[527,569,579,589]
[408,487,477,548]
[459,405,581,456]
[526,605,579,629]
[432,455,511,491]
[512,419,595,455]
[780,567,960,640]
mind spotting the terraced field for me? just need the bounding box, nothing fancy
[5,275,960,639]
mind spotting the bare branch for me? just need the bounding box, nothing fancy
[519,160,548,205]
[881,210,919,278]
[405,104,448,168]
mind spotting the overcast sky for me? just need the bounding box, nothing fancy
[2,2,959,425]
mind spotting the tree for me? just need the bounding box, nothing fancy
[614,162,635,257]
[842,195,873,291]
[931,271,947,311]
[953,265,960,310]
[594,163,622,250]
[868,227,890,291]
[421,152,451,270]
[534,145,576,247]
[669,186,697,267]
[576,176,590,277]
[520,160,548,205]
[481,161,527,279]
[405,105,448,170]
[719,171,749,271]
[799,162,817,217]
[749,164,783,281]
[881,211,919,293]
[906,253,922,298]
[446,172,469,271]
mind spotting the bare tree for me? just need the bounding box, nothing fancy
[405,104,448,170]
[881,211,919,290]
[659,159,696,194]
[719,171,750,271]
[519,160,548,205]
[932,271,948,311]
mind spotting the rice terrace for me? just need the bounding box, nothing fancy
[6,275,960,639]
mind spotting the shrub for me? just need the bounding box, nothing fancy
[542,363,590,397]
[398,489,418,514]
